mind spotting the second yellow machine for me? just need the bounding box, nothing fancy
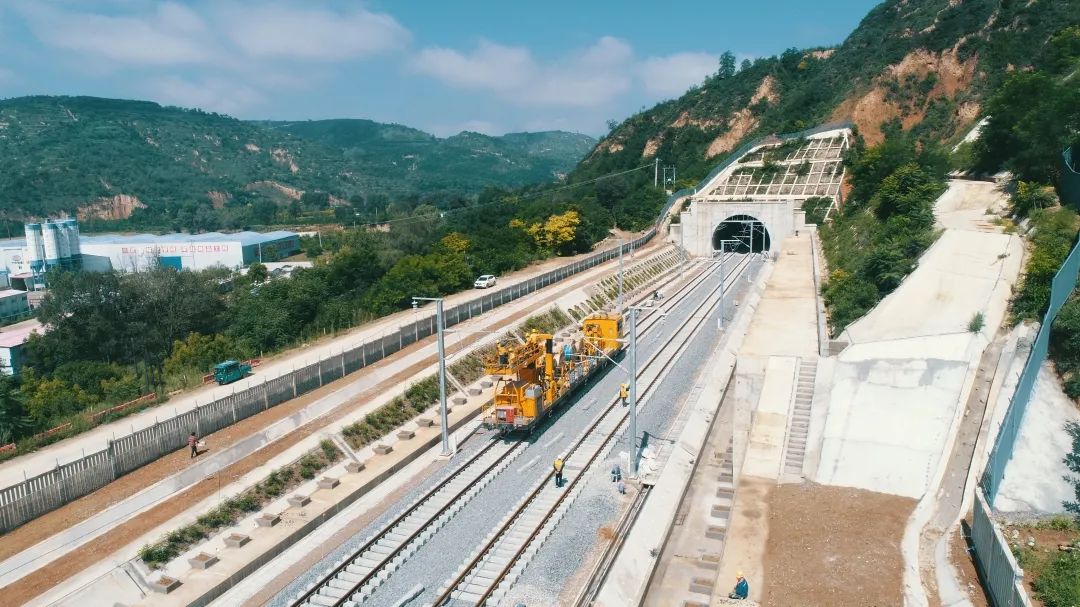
[481,312,623,433]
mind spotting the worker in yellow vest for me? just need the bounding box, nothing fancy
[619,383,629,406]
[553,457,565,488]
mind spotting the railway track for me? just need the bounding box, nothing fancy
[428,253,755,606]
[292,438,525,607]
[287,255,721,607]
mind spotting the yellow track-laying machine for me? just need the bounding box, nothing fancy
[481,312,623,433]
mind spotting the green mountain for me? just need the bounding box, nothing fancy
[573,0,1080,186]
[261,119,594,194]
[0,96,593,229]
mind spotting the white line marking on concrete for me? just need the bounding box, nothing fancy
[543,432,565,449]
[516,455,540,474]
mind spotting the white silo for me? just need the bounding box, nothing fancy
[64,219,81,258]
[24,223,44,272]
[43,222,61,267]
[56,222,71,261]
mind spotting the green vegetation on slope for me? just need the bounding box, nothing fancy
[819,135,948,335]
[0,96,594,231]
[569,0,1080,202]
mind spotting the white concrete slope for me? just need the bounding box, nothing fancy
[817,226,1022,498]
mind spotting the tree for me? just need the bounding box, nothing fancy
[0,377,31,444]
[718,51,737,80]
[247,262,269,283]
[1066,422,1080,521]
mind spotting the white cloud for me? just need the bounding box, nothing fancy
[20,2,408,67]
[410,36,633,108]
[412,41,533,91]
[20,2,213,66]
[222,4,410,61]
[638,52,717,97]
[147,75,264,115]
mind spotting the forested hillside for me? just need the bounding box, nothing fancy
[0,97,593,232]
[573,0,1080,188]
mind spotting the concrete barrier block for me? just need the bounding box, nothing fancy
[416,418,435,427]
[345,461,365,473]
[188,553,219,570]
[255,513,280,527]
[481,380,493,388]
[689,577,714,594]
[705,525,726,540]
[468,387,481,396]
[317,476,340,490]
[452,396,466,406]
[373,444,393,455]
[150,576,182,594]
[224,533,251,548]
[397,429,416,440]
[287,494,311,507]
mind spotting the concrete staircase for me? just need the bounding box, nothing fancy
[782,359,817,477]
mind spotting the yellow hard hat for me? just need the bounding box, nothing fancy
[736,571,744,578]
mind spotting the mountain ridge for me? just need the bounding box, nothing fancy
[0,95,594,230]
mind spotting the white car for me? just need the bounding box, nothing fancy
[474,274,497,289]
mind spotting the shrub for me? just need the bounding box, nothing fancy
[968,312,985,333]
[1033,552,1080,607]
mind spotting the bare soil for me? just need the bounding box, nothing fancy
[949,525,991,607]
[761,483,916,607]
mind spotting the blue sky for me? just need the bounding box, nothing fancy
[0,1,880,136]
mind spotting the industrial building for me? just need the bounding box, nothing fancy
[0,318,42,375]
[0,224,301,276]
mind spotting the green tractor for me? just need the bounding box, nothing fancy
[214,360,252,386]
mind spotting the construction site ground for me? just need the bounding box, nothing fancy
[761,483,915,606]
[0,236,668,606]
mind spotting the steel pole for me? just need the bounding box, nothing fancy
[617,241,624,312]
[436,299,450,455]
[629,307,638,477]
[719,249,725,329]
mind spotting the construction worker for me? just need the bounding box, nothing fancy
[729,571,749,600]
[187,432,199,458]
[619,383,629,406]
[553,457,565,488]
[497,343,509,366]
[611,463,622,483]
[563,343,574,364]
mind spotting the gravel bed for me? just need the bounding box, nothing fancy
[266,430,496,606]
[268,257,759,607]
[505,256,762,604]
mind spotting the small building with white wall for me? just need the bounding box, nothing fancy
[0,319,42,375]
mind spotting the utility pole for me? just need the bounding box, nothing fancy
[413,296,450,455]
[617,240,624,312]
[654,157,659,188]
[715,239,738,329]
[663,165,676,189]
[628,306,639,477]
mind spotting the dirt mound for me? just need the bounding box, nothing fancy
[762,483,915,606]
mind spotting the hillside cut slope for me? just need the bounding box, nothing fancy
[575,0,1080,186]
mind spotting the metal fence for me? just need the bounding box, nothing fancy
[0,228,656,533]
[971,489,1032,607]
[982,235,1080,503]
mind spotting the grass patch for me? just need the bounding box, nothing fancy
[138,438,342,568]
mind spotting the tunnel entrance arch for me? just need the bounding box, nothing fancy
[712,214,771,253]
